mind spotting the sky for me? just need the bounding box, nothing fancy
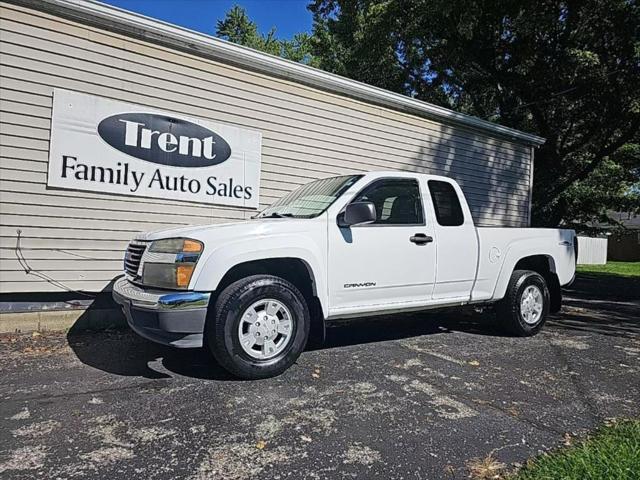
[101,0,313,39]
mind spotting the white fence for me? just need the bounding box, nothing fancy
[577,236,608,265]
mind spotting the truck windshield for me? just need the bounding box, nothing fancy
[257,175,362,219]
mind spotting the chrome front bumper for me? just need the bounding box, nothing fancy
[112,277,211,348]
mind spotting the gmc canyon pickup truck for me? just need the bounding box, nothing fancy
[113,172,577,379]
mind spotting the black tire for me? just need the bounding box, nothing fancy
[497,270,550,336]
[207,274,310,379]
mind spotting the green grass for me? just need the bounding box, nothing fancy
[510,420,640,480]
[577,261,640,278]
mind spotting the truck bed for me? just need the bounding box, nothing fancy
[472,228,576,302]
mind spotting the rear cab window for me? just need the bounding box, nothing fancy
[428,180,464,226]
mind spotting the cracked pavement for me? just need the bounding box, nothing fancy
[1,273,638,479]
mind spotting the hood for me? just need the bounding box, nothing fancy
[136,221,243,241]
[135,217,323,244]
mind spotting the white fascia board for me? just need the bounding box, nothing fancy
[10,0,546,147]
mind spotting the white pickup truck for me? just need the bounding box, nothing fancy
[113,171,577,378]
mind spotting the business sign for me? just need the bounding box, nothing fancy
[47,90,261,208]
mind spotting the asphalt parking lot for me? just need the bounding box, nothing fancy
[1,274,638,480]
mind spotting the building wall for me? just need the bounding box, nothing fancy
[0,2,534,293]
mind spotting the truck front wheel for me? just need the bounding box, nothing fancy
[497,270,550,336]
[207,274,310,379]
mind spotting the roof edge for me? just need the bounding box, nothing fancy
[7,0,546,147]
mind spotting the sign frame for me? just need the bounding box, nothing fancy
[47,89,262,209]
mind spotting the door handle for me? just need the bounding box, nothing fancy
[410,233,433,245]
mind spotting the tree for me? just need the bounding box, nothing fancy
[562,140,640,231]
[216,6,318,66]
[309,0,640,229]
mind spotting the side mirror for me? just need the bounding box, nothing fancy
[338,202,377,227]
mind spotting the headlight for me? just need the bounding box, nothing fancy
[148,238,203,254]
[142,238,203,289]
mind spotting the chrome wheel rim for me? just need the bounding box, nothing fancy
[238,299,294,359]
[520,285,543,324]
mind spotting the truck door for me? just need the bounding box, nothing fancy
[426,179,479,301]
[328,177,437,312]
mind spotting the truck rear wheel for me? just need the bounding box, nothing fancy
[207,274,310,379]
[497,270,550,336]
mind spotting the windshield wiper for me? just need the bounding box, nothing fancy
[258,212,295,219]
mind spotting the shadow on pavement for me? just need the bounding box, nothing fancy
[66,272,638,381]
[65,281,237,381]
[548,272,640,338]
[548,299,639,339]
[66,307,498,381]
[321,308,502,350]
[563,272,640,301]
[66,330,237,381]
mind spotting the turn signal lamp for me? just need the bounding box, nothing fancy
[176,264,196,289]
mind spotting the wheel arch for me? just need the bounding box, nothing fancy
[215,257,318,300]
[495,254,562,313]
[207,257,327,347]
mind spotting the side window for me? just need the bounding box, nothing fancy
[353,178,424,225]
[428,180,464,226]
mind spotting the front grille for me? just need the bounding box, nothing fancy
[124,241,147,279]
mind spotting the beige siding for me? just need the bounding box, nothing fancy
[0,2,534,293]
